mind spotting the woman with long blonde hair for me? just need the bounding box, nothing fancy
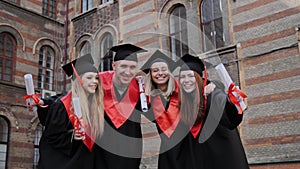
[71,75,104,141]
[141,50,190,168]
[37,54,105,169]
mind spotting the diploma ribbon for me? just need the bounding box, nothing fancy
[23,94,48,108]
[69,114,86,138]
[62,93,93,152]
[69,113,80,130]
[228,82,247,114]
[68,113,95,152]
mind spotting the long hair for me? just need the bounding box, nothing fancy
[144,70,176,98]
[71,76,105,138]
[179,71,205,126]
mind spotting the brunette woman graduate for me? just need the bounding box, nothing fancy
[38,54,105,169]
[161,53,249,169]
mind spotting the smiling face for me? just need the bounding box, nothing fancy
[81,72,99,94]
[150,62,170,87]
[112,60,138,87]
[179,70,196,93]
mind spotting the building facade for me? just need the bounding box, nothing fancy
[0,0,299,169]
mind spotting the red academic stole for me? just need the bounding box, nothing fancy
[61,93,95,152]
[99,71,139,128]
[190,119,205,138]
[152,80,180,138]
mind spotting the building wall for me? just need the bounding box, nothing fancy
[230,0,300,166]
[0,0,299,168]
[0,0,65,168]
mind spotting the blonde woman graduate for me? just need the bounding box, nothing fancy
[140,50,189,168]
[38,54,105,169]
[30,44,147,169]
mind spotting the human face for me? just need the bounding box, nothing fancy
[81,72,99,94]
[150,62,170,86]
[112,60,138,87]
[179,70,196,93]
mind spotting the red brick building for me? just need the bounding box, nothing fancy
[0,0,299,169]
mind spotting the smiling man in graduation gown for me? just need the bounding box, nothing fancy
[96,43,147,169]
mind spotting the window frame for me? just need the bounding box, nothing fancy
[99,33,113,72]
[0,32,16,82]
[169,5,189,60]
[38,46,55,91]
[33,123,44,169]
[0,116,10,169]
[82,0,93,13]
[201,0,227,52]
[42,0,57,19]
[79,41,91,58]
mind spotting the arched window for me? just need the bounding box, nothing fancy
[169,5,188,60]
[0,116,9,169]
[79,41,91,57]
[33,124,43,169]
[82,0,93,13]
[99,33,113,72]
[42,0,56,18]
[201,0,228,52]
[38,46,55,91]
[0,32,16,82]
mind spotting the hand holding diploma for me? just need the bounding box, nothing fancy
[23,74,46,111]
[215,64,247,114]
[136,76,148,112]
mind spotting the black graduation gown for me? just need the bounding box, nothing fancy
[156,88,249,169]
[97,71,142,169]
[38,93,99,169]
[37,92,66,126]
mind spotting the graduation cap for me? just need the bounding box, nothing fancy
[178,53,205,77]
[110,43,147,62]
[62,54,98,83]
[140,50,177,74]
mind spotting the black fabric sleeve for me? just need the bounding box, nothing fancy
[37,93,66,126]
[220,97,243,130]
[43,100,76,156]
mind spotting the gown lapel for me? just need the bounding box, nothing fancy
[152,80,180,138]
[99,71,139,128]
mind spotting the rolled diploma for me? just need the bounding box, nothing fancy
[72,97,86,139]
[72,97,82,119]
[136,76,148,112]
[215,64,247,111]
[24,74,37,111]
[140,93,148,112]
